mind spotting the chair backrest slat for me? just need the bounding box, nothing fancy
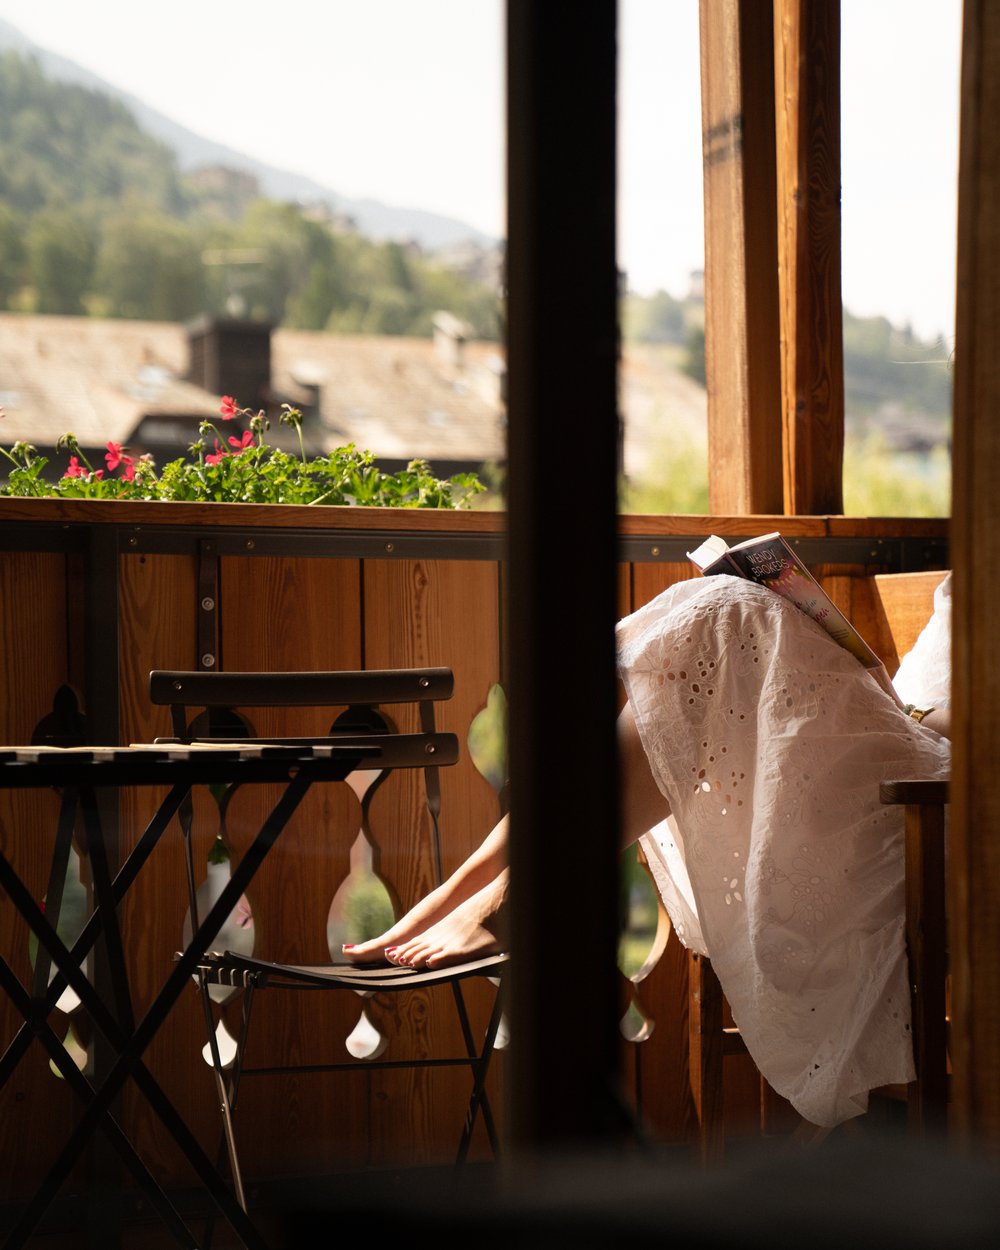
[149,668,453,709]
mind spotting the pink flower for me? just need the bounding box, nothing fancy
[220,396,237,421]
[63,456,85,479]
[106,441,135,480]
[205,440,227,466]
[228,430,254,455]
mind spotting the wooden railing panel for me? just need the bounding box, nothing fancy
[0,550,85,1202]
[362,556,504,1165]
[114,553,216,1184]
[118,554,201,743]
[218,554,364,685]
[212,554,370,1178]
[362,557,503,882]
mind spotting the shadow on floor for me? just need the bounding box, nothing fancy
[278,1131,1000,1250]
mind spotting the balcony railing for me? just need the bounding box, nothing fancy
[0,498,948,1205]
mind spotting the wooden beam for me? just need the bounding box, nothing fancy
[949,0,1000,1150]
[773,0,845,514]
[700,0,784,515]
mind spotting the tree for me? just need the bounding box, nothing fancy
[222,201,345,324]
[623,288,686,343]
[27,210,94,314]
[682,323,706,386]
[94,210,206,321]
[0,202,25,309]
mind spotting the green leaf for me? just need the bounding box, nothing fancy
[467,684,508,794]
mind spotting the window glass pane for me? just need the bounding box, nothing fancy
[0,1,505,499]
[841,0,960,516]
[619,0,707,514]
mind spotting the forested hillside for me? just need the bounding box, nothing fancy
[0,45,951,455]
[0,50,501,337]
[622,279,951,448]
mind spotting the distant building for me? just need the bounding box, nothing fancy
[0,313,507,480]
[0,312,708,486]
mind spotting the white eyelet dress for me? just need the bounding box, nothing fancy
[616,574,951,1126]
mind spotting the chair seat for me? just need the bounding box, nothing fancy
[197,949,509,991]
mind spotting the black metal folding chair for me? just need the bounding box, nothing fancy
[148,668,507,1215]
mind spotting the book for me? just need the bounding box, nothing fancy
[687,533,894,693]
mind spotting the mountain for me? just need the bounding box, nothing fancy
[0,16,497,252]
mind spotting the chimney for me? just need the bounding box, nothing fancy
[432,311,473,373]
[186,316,273,409]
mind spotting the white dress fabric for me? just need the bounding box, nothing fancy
[617,575,951,1127]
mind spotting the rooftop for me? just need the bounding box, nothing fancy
[0,313,706,478]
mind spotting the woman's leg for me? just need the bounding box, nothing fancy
[617,697,673,847]
[343,700,671,966]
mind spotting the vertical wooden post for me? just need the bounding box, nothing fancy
[687,952,725,1163]
[506,1,623,1148]
[773,0,845,514]
[902,797,948,1135]
[949,0,1000,1151]
[700,0,784,515]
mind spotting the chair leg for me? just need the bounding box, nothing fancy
[904,800,948,1134]
[688,951,725,1163]
[453,977,506,1165]
[198,971,249,1213]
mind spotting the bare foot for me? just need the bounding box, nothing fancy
[340,883,454,963]
[343,817,509,963]
[387,871,508,969]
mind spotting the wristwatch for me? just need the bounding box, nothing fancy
[903,703,935,724]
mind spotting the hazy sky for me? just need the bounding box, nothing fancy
[0,0,962,339]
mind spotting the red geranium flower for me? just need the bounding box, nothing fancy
[205,440,227,466]
[63,456,85,479]
[220,396,237,421]
[228,430,254,454]
[106,441,135,480]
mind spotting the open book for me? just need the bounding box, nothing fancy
[687,532,897,699]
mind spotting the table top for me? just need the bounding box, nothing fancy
[0,742,371,789]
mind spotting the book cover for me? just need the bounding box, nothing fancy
[687,532,882,670]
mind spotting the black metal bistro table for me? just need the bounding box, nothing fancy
[0,741,368,1250]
